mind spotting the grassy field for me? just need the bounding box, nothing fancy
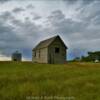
[0,62,100,100]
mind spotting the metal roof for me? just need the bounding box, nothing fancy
[33,35,67,51]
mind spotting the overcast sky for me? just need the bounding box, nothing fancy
[0,0,100,61]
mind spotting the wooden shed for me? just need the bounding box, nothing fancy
[32,35,68,64]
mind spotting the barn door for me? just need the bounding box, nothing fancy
[49,53,54,64]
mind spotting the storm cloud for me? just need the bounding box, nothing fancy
[0,0,10,3]
[0,0,100,60]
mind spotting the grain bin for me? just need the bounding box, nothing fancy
[12,51,22,61]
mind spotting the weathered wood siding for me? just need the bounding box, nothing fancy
[48,38,66,64]
[32,36,67,64]
[32,48,48,63]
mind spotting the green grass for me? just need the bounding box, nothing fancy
[0,62,100,100]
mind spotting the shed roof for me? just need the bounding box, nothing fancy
[33,35,67,51]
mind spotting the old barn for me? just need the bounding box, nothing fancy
[32,35,68,64]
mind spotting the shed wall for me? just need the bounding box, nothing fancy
[32,48,48,63]
[48,38,66,64]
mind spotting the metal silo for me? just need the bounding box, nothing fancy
[12,51,22,61]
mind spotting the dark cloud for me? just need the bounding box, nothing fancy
[81,0,95,5]
[47,10,88,34]
[63,0,95,5]
[0,11,12,20]
[0,21,24,57]
[12,7,25,13]
[33,15,41,20]
[77,1,100,22]
[93,15,100,25]
[26,4,34,9]
[0,0,10,3]
[31,12,42,20]
[63,0,78,4]
[45,9,100,59]
[48,10,65,21]
[0,10,43,60]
